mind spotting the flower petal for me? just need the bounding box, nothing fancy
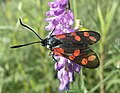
[55,57,67,70]
[73,63,81,73]
[58,67,69,91]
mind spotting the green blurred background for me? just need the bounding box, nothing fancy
[0,0,120,93]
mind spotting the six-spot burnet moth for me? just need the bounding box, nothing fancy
[11,18,100,69]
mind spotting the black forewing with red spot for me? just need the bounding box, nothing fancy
[76,31,100,45]
[53,31,100,46]
[52,31,100,69]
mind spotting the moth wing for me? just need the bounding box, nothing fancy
[53,31,100,46]
[53,46,99,69]
[73,49,100,69]
[52,31,100,68]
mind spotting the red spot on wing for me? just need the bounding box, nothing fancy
[89,36,97,41]
[74,35,81,41]
[88,55,96,61]
[81,58,88,65]
[55,52,62,56]
[69,55,75,60]
[84,32,89,37]
[71,32,81,41]
[56,34,66,39]
[53,48,64,56]
[54,48,64,53]
[71,32,77,36]
[73,49,80,56]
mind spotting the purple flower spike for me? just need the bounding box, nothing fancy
[54,57,67,70]
[73,63,81,73]
[58,67,69,91]
[68,62,74,82]
[52,19,59,26]
[45,0,81,91]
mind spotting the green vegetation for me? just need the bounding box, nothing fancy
[0,0,120,93]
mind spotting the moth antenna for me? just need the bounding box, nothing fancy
[49,28,55,37]
[19,18,43,40]
[68,0,70,9]
[10,41,41,48]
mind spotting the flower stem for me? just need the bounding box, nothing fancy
[73,0,78,19]
[80,68,87,92]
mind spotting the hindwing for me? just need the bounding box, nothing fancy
[53,47,99,69]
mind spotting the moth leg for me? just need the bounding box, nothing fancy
[48,51,52,56]
[52,54,58,62]
[48,51,58,62]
